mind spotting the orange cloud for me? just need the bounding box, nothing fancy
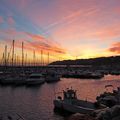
[0,29,66,56]
[108,42,120,54]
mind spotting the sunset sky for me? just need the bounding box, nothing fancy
[0,0,120,63]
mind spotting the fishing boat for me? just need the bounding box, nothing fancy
[26,73,45,85]
[53,88,102,114]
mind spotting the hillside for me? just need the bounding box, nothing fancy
[50,56,120,66]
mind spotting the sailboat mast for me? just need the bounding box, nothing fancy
[25,53,27,66]
[48,52,49,65]
[12,40,15,66]
[14,54,16,66]
[22,42,24,67]
[41,50,43,66]
[16,55,19,66]
[33,50,35,67]
[2,52,4,66]
[4,45,7,67]
[7,52,10,66]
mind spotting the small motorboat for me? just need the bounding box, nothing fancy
[53,88,102,114]
[26,73,45,85]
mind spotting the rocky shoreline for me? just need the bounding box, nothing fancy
[68,105,120,120]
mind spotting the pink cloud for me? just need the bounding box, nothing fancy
[7,16,15,25]
[113,7,120,14]
[0,29,66,55]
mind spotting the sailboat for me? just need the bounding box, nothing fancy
[13,41,27,85]
[1,41,26,85]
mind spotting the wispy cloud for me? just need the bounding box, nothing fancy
[0,0,120,59]
[44,7,98,31]
[0,29,66,55]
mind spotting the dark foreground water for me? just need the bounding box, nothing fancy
[0,75,120,120]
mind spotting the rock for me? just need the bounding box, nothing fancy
[111,105,120,118]
[68,113,96,120]
[92,107,109,117]
[112,116,120,120]
[96,105,120,120]
[67,105,120,120]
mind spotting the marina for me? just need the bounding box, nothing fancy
[0,0,120,120]
[0,75,120,120]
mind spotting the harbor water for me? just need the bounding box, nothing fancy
[0,74,120,120]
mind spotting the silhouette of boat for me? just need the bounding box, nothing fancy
[45,72,60,83]
[26,73,45,85]
[53,88,102,114]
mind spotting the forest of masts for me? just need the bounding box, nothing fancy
[0,40,62,67]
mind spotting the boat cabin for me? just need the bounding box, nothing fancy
[63,88,77,100]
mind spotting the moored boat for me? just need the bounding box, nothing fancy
[26,73,45,85]
[45,72,60,83]
[0,73,15,85]
[53,88,102,114]
[13,73,27,86]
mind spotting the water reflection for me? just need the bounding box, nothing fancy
[0,75,120,120]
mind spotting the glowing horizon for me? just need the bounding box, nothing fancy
[0,0,120,64]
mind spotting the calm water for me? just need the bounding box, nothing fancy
[0,75,120,120]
